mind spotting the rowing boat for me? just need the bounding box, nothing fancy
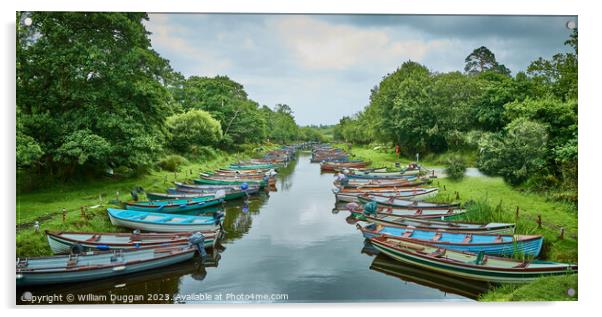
[194,177,268,188]
[354,213,515,234]
[174,181,261,192]
[370,236,577,283]
[333,187,439,202]
[358,194,460,209]
[16,244,197,287]
[45,230,221,254]
[147,187,257,201]
[358,224,543,256]
[124,196,223,213]
[338,179,431,188]
[347,203,465,219]
[107,208,223,232]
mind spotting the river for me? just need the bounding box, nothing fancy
[18,153,489,304]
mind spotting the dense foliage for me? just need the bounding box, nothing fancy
[334,30,578,201]
[445,155,467,181]
[166,109,223,153]
[16,12,306,188]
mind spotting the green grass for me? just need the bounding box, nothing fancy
[479,274,578,301]
[16,145,280,257]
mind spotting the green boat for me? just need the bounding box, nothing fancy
[229,163,279,170]
[370,236,577,283]
[193,178,267,188]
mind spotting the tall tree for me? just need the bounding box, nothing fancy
[17,12,175,178]
[464,46,510,75]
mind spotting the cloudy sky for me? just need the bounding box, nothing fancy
[144,14,576,125]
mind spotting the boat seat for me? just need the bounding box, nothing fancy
[86,234,101,242]
[16,258,28,268]
[415,210,423,216]
[402,230,414,238]
[513,261,530,268]
[67,254,79,267]
[495,235,504,243]
[463,234,473,243]
[432,232,443,241]
[430,248,447,258]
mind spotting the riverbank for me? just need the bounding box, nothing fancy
[16,145,280,257]
[345,145,578,301]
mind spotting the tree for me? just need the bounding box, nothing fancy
[478,118,548,185]
[175,75,271,147]
[17,12,175,177]
[464,46,510,75]
[527,29,577,100]
[166,109,223,153]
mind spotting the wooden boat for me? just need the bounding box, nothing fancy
[16,244,197,287]
[358,224,543,256]
[334,187,439,203]
[338,179,431,188]
[46,230,221,254]
[107,208,223,232]
[321,161,369,172]
[333,167,388,173]
[194,177,268,188]
[354,213,515,234]
[345,169,421,179]
[124,196,224,213]
[358,194,460,209]
[370,255,491,300]
[347,204,465,219]
[369,236,577,283]
[229,163,280,170]
[174,181,261,192]
[147,187,257,201]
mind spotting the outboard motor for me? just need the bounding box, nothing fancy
[130,190,139,201]
[70,243,83,255]
[189,232,208,258]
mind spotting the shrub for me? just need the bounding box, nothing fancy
[157,155,189,172]
[166,109,223,153]
[445,155,467,180]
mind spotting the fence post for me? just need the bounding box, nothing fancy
[537,215,542,229]
[80,206,86,220]
[559,227,565,240]
[62,208,66,223]
[455,191,460,200]
[443,185,446,191]
[515,206,520,219]
[116,191,120,201]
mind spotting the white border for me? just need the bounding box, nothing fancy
[3,0,600,316]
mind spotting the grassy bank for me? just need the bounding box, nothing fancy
[479,274,578,301]
[347,145,578,301]
[16,145,279,257]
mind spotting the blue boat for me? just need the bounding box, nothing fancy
[16,244,197,287]
[107,208,223,233]
[124,196,223,213]
[358,223,543,257]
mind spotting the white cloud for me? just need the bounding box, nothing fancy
[145,14,232,76]
[270,16,449,71]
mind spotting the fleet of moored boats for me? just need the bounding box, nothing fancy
[16,146,298,287]
[318,145,577,283]
[17,143,577,290]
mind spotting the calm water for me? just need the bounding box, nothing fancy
[18,153,488,304]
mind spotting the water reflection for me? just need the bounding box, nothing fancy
[369,254,491,300]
